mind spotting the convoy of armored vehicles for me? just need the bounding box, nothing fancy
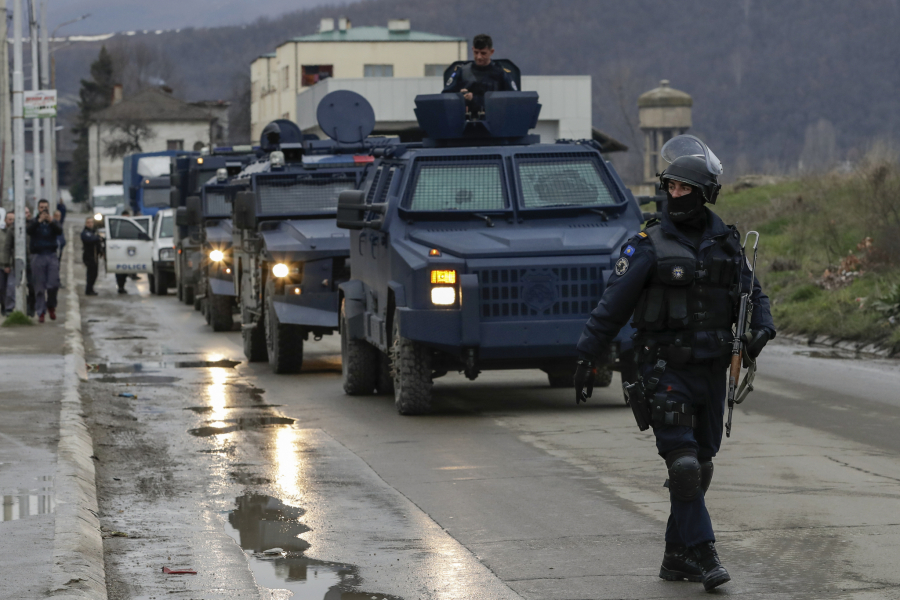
[114,81,649,415]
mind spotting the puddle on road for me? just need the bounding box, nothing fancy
[104,336,147,340]
[87,359,241,373]
[189,417,296,437]
[186,404,281,414]
[225,494,401,600]
[793,349,861,360]
[1,477,54,522]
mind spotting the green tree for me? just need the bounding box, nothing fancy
[70,47,115,204]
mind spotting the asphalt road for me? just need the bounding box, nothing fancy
[80,270,900,600]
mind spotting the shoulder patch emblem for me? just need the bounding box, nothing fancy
[446,76,455,87]
[672,266,685,280]
[638,231,648,238]
[624,245,635,257]
[615,257,630,276]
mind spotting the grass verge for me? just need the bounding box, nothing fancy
[2,310,34,327]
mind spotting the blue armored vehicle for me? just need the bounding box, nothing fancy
[181,150,258,330]
[336,91,645,414]
[230,91,394,373]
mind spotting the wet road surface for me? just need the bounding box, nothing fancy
[80,270,900,599]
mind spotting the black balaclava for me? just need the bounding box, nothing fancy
[666,187,705,223]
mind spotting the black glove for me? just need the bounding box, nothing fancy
[574,359,596,405]
[741,329,769,359]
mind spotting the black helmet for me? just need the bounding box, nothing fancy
[260,122,282,152]
[658,135,723,204]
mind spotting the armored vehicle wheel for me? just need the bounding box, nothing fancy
[183,285,194,305]
[203,299,211,324]
[176,281,183,301]
[391,309,433,415]
[376,352,394,395]
[265,290,304,373]
[340,300,378,395]
[193,293,202,311]
[209,292,235,332]
[545,366,576,388]
[595,365,614,388]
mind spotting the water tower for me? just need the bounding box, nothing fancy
[638,80,693,187]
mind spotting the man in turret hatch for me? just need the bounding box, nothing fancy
[442,33,517,115]
[573,135,776,592]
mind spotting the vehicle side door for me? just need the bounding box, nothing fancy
[104,216,153,274]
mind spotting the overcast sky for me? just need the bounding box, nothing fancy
[9,0,351,36]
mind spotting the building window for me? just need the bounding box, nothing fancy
[424,64,446,77]
[282,66,290,90]
[167,140,184,151]
[364,64,394,78]
[301,65,333,87]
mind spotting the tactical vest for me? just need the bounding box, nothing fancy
[632,224,743,361]
[459,63,503,95]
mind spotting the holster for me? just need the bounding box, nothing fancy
[624,380,651,431]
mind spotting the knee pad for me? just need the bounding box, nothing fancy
[700,461,713,494]
[665,449,702,502]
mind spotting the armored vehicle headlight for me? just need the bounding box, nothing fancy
[272,263,290,278]
[430,270,457,285]
[209,249,225,262]
[94,213,103,221]
[431,286,456,306]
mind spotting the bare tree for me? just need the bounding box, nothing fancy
[104,119,157,159]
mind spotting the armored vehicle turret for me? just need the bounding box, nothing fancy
[337,91,645,414]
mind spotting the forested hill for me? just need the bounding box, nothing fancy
[54,0,900,181]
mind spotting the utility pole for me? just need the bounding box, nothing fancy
[40,1,52,208]
[13,0,27,312]
[0,8,12,209]
[29,0,40,202]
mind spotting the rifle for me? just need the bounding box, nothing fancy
[726,231,760,438]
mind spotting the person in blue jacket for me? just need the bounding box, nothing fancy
[574,135,775,592]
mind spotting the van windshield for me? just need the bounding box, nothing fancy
[517,158,617,208]
[94,194,123,207]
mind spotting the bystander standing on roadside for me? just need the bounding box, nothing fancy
[0,211,14,315]
[27,199,63,323]
[81,217,103,296]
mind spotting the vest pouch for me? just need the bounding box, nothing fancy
[657,257,695,286]
[666,288,689,327]
[635,286,666,328]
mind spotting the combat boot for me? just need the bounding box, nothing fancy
[689,541,731,591]
[659,542,702,582]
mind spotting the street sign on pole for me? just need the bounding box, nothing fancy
[23,89,56,118]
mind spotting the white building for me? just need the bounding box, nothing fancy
[88,88,220,189]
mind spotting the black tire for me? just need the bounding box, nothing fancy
[376,352,394,395]
[242,320,268,363]
[209,291,235,332]
[147,273,156,293]
[151,265,166,296]
[595,365,614,388]
[265,289,303,373]
[193,293,202,311]
[176,280,183,301]
[390,309,433,415]
[340,300,379,395]
[183,284,194,305]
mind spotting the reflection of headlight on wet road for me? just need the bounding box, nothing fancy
[209,250,225,262]
[272,263,289,278]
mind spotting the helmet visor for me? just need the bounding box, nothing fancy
[660,134,723,176]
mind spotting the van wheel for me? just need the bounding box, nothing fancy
[340,300,378,394]
[265,289,303,373]
[391,309,432,415]
[151,265,166,296]
[209,291,234,332]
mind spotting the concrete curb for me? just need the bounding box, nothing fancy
[48,224,107,599]
[779,331,897,359]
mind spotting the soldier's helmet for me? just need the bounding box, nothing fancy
[658,134,724,204]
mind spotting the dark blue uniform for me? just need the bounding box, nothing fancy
[577,207,775,548]
[442,61,517,113]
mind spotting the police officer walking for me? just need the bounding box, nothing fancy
[574,135,775,591]
[442,34,517,115]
